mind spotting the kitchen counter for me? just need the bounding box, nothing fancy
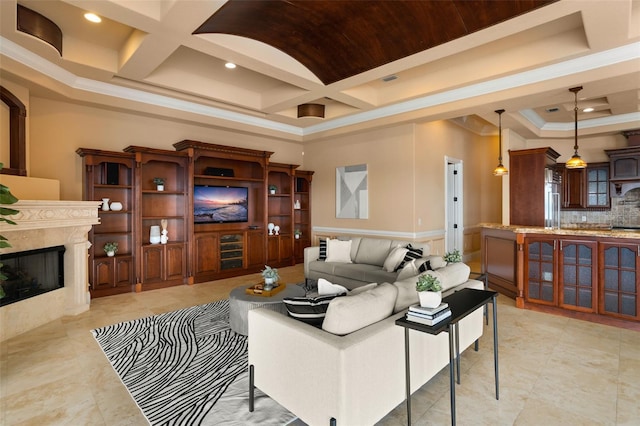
[481,224,640,330]
[480,223,640,240]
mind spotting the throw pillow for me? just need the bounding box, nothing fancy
[319,238,328,260]
[325,239,352,263]
[322,283,398,335]
[396,244,424,271]
[317,278,349,296]
[396,258,420,281]
[283,293,345,326]
[383,246,408,272]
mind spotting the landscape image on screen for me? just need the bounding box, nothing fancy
[194,186,248,223]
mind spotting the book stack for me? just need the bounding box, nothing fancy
[406,302,451,326]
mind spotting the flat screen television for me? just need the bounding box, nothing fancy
[194,185,249,224]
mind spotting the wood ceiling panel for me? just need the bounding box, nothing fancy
[194,0,555,85]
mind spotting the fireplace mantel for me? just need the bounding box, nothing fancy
[0,200,100,342]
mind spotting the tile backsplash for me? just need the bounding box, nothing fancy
[561,187,640,227]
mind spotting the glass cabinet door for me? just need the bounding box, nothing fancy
[559,240,597,312]
[525,238,556,305]
[600,243,639,320]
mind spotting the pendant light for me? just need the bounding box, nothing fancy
[493,109,508,176]
[565,86,587,169]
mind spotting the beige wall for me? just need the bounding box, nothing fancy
[303,119,503,257]
[28,97,305,201]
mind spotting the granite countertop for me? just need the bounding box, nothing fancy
[480,223,640,239]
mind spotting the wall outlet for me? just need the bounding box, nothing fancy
[581,215,587,222]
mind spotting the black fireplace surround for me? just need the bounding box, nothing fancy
[0,245,65,307]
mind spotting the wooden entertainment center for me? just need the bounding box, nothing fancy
[77,140,313,297]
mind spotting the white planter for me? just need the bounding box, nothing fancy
[157,184,164,191]
[106,251,115,257]
[269,189,276,194]
[418,291,442,308]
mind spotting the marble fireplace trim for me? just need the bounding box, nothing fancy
[0,200,100,342]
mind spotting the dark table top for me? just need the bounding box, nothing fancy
[395,288,497,335]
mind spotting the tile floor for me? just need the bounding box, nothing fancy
[1,264,639,425]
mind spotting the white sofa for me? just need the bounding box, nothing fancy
[248,277,485,425]
[304,237,443,290]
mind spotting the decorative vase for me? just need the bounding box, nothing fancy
[106,251,115,257]
[268,222,275,236]
[110,201,123,211]
[274,225,280,235]
[418,291,442,308]
[269,189,276,195]
[264,277,274,291]
[295,233,300,239]
[101,198,110,211]
[157,184,164,191]
[150,225,161,244]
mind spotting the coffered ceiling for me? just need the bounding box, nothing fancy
[0,0,639,142]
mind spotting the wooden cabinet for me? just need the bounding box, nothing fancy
[559,239,597,312]
[125,146,191,289]
[141,243,186,287]
[509,147,560,226]
[599,242,639,321]
[559,162,610,210]
[80,141,312,292]
[606,146,640,196]
[525,237,557,305]
[293,171,313,263]
[267,163,296,267]
[76,149,136,297]
[524,236,597,312]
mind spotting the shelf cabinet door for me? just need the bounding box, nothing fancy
[142,245,164,283]
[247,230,266,269]
[93,258,115,290]
[166,244,186,281]
[559,240,597,312]
[195,233,218,275]
[599,242,640,320]
[562,168,585,209]
[586,165,610,208]
[524,237,557,305]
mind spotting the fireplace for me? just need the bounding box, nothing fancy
[0,200,100,342]
[1,245,66,307]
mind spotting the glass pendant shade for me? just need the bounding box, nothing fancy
[493,109,508,176]
[567,86,587,169]
[493,163,508,176]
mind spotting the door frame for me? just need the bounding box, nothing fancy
[445,157,463,254]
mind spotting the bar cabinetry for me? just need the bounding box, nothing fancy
[599,242,639,320]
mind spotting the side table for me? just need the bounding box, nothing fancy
[229,283,306,335]
[395,288,499,426]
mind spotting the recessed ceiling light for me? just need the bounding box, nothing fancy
[382,75,397,82]
[225,62,236,69]
[84,13,101,23]
[583,107,594,113]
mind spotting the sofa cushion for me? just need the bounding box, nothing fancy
[322,283,398,335]
[392,276,420,313]
[424,262,471,292]
[349,282,377,295]
[325,239,353,263]
[354,238,393,266]
[383,246,408,272]
[283,293,345,326]
[318,277,349,296]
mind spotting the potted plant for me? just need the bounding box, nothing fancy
[268,184,277,194]
[416,273,443,308]
[443,249,462,264]
[261,265,280,290]
[104,242,119,257]
[153,177,165,191]
[0,162,19,297]
[294,229,302,239]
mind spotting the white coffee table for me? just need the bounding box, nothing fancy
[228,283,306,336]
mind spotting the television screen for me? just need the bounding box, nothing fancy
[194,185,249,223]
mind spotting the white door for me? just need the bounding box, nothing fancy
[445,159,463,253]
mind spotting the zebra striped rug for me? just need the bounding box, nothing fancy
[92,299,297,425]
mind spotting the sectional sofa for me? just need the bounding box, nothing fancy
[249,236,485,425]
